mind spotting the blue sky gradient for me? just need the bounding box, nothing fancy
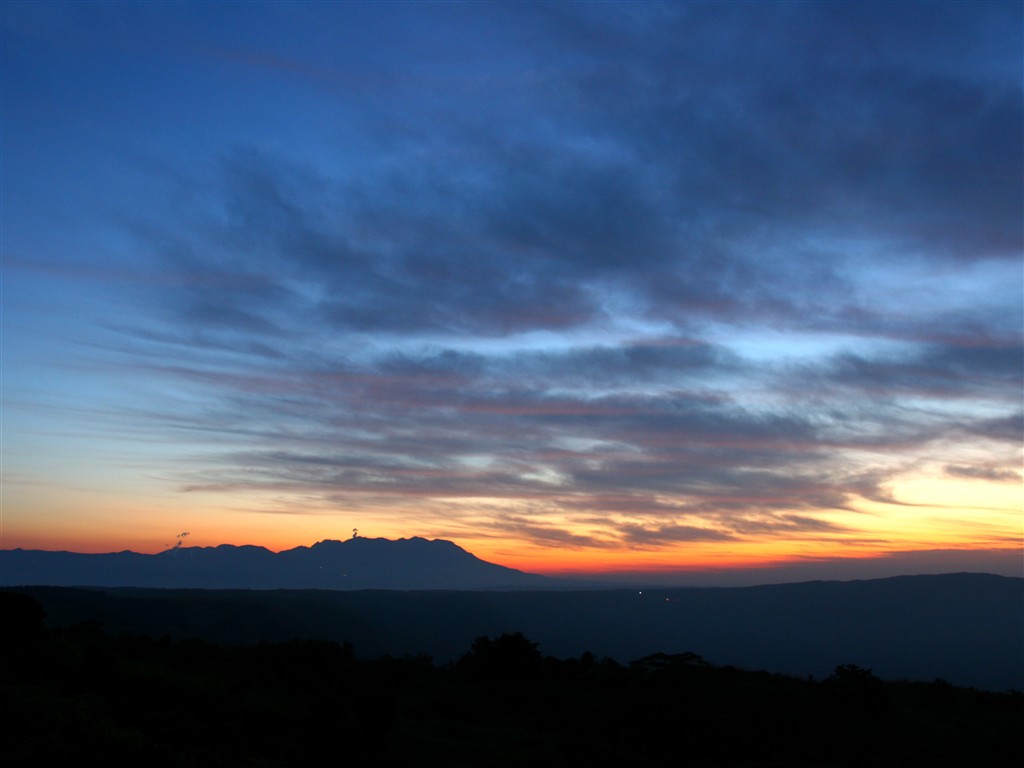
[2,1,1021,575]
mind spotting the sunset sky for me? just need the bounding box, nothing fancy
[2,1,1021,581]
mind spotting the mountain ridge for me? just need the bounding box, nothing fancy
[1,536,564,591]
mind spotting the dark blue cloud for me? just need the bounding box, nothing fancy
[821,344,1024,400]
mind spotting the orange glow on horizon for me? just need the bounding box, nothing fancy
[4,466,1020,575]
[6,520,1021,582]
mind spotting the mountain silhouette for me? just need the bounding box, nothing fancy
[0,537,562,590]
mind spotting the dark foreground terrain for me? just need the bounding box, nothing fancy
[6,573,1022,690]
[2,590,1021,767]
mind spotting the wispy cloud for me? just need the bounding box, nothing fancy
[944,464,1023,483]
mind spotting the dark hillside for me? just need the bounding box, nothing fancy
[8,572,1022,691]
[2,592,1020,767]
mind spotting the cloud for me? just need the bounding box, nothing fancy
[944,464,1023,483]
[962,413,1024,444]
[619,523,734,546]
[614,512,849,549]
[131,4,1023,344]
[728,514,850,536]
[97,308,1017,543]
[483,514,609,549]
[787,343,1023,406]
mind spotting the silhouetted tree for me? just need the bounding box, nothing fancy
[458,632,543,680]
[824,663,889,717]
[0,591,46,647]
[0,592,48,685]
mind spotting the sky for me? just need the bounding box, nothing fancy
[2,1,1022,582]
